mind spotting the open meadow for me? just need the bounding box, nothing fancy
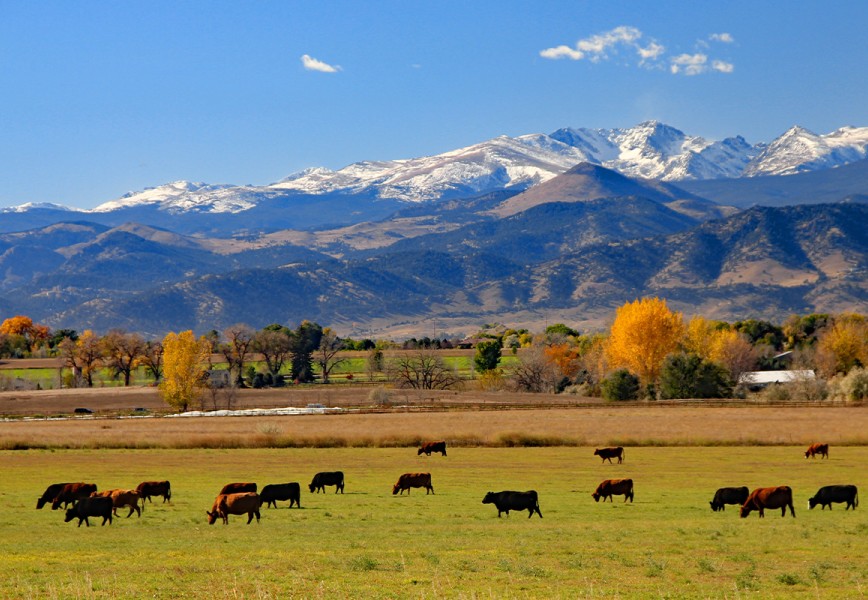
[1,445,866,599]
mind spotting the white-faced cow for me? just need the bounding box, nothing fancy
[309,472,344,494]
[206,493,261,525]
[392,473,434,495]
[710,486,750,512]
[482,490,542,518]
[808,485,858,510]
[740,486,795,518]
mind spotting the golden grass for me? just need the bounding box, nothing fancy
[1,405,866,449]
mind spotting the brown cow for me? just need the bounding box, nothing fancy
[740,486,795,518]
[418,441,447,456]
[392,473,434,495]
[136,480,171,503]
[805,443,829,459]
[593,447,625,464]
[91,489,142,518]
[51,483,97,510]
[592,478,634,503]
[219,482,257,495]
[206,493,261,525]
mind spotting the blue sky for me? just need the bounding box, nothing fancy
[1,1,867,209]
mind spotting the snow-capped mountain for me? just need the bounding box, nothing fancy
[7,122,868,219]
[271,134,590,201]
[743,125,868,176]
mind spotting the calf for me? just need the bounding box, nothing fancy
[482,490,542,518]
[808,485,858,510]
[219,482,257,495]
[136,480,171,503]
[36,482,72,510]
[51,483,97,510]
[309,471,344,494]
[805,443,829,459]
[392,473,434,495]
[260,483,301,508]
[92,489,143,518]
[206,493,261,525]
[592,478,634,503]
[64,496,113,527]
[710,486,750,512]
[418,441,447,456]
[593,447,625,464]
[740,486,795,518]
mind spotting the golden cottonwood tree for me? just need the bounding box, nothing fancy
[605,297,685,385]
[160,331,211,412]
[815,314,867,377]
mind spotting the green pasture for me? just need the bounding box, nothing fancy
[0,447,865,598]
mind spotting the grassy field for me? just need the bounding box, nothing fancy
[1,446,865,598]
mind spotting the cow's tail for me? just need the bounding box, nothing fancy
[167,483,172,501]
[856,490,859,508]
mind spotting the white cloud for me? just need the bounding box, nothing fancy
[710,32,735,43]
[541,27,733,75]
[712,60,734,73]
[670,53,708,76]
[301,54,341,73]
[540,25,661,66]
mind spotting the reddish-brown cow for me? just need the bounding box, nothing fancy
[218,482,257,495]
[417,441,447,456]
[91,489,143,518]
[206,493,261,525]
[51,483,97,510]
[805,443,829,459]
[591,478,634,503]
[740,486,795,518]
[392,473,434,495]
[136,480,171,503]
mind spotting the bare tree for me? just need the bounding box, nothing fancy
[316,327,347,384]
[220,324,255,387]
[140,340,164,383]
[58,330,103,387]
[509,344,561,393]
[102,330,146,386]
[387,350,460,390]
[253,327,292,383]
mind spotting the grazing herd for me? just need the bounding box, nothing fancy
[34,440,859,528]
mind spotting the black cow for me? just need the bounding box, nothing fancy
[710,486,750,512]
[309,471,344,494]
[64,497,114,527]
[260,483,301,508]
[482,490,542,518]
[809,485,859,510]
[36,482,72,509]
[418,441,447,456]
[593,447,625,464]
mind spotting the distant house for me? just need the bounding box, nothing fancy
[738,370,815,389]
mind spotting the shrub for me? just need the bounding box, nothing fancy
[828,367,868,401]
[367,386,392,406]
[601,369,640,401]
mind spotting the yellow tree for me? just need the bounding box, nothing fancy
[815,314,868,377]
[0,315,49,351]
[683,316,721,360]
[160,330,211,412]
[708,329,757,383]
[605,297,685,386]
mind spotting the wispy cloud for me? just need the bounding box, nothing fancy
[541,26,734,76]
[301,54,341,73]
[540,26,662,66]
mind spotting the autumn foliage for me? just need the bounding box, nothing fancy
[159,331,211,412]
[605,297,685,385]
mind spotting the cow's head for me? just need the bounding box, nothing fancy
[592,492,601,502]
[36,497,47,509]
[593,449,601,456]
[63,508,77,523]
[308,483,317,493]
[739,504,753,518]
[206,510,219,525]
[392,484,401,495]
[804,450,811,458]
[417,447,424,455]
[482,492,494,505]
[808,497,818,509]
[709,501,719,511]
